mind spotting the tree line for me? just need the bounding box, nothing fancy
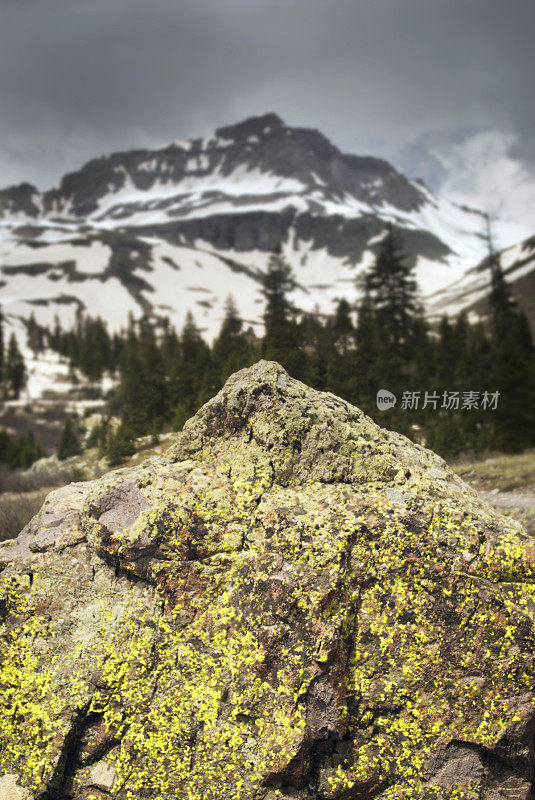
[4,221,535,467]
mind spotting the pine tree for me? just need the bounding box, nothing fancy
[484,214,517,337]
[18,431,45,469]
[298,308,330,391]
[0,310,4,386]
[26,313,44,357]
[426,416,467,460]
[170,312,212,429]
[483,215,535,451]
[360,224,420,362]
[325,299,356,400]
[261,244,302,374]
[5,333,26,399]
[355,225,424,425]
[490,309,535,451]
[112,318,168,436]
[212,296,258,385]
[49,315,63,352]
[86,420,108,450]
[0,429,44,469]
[57,418,82,460]
[77,316,112,381]
[103,423,136,466]
[354,294,380,411]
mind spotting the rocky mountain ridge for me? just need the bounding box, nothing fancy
[1,361,534,799]
[0,113,434,220]
[0,113,494,345]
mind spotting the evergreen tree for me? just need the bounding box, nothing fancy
[57,418,82,460]
[354,225,424,430]
[0,310,4,386]
[170,312,212,429]
[26,313,45,357]
[484,214,517,337]
[466,320,492,388]
[0,429,44,469]
[490,309,535,451]
[0,429,10,463]
[160,318,180,365]
[17,431,45,469]
[103,423,136,466]
[426,416,467,460]
[86,421,106,450]
[261,244,302,374]
[354,293,382,411]
[5,333,26,399]
[360,224,420,363]
[112,318,167,436]
[297,308,330,391]
[483,214,535,451]
[77,316,112,381]
[325,299,357,400]
[212,296,258,385]
[50,315,63,351]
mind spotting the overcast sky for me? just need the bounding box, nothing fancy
[1,0,534,235]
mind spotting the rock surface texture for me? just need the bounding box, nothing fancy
[1,361,535,800]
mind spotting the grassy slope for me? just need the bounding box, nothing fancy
[454,449,535,536]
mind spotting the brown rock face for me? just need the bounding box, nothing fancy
[1,361,535,800]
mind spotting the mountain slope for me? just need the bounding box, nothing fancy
[428,233,535,330]
[0,113,498,339]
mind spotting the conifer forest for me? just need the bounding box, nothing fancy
[3,225,532,468]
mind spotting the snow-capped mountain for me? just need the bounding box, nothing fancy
[428,234,535,327]
[0,112,511,340]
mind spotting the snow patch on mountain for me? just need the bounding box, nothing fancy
[427,235,535,321]
[1,112,532,368]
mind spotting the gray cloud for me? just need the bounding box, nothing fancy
[0,0,534,213]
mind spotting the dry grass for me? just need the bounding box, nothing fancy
[511,508,535,537]
[453,450,535,493]
[0,488,50,542]
[453,450,535,537]
[0,435,176,543]
[123,433,175,467]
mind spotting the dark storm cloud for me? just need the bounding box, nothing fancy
[0,0,534,193]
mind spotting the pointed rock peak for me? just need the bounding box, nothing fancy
[215,113,285,142]
[168,360,459,493]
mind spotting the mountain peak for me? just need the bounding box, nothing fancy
[0,114,497,344]
[215,112,285,142]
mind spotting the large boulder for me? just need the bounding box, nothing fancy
[1,361,535,800]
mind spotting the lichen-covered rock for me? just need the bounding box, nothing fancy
[1,361,535,800]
